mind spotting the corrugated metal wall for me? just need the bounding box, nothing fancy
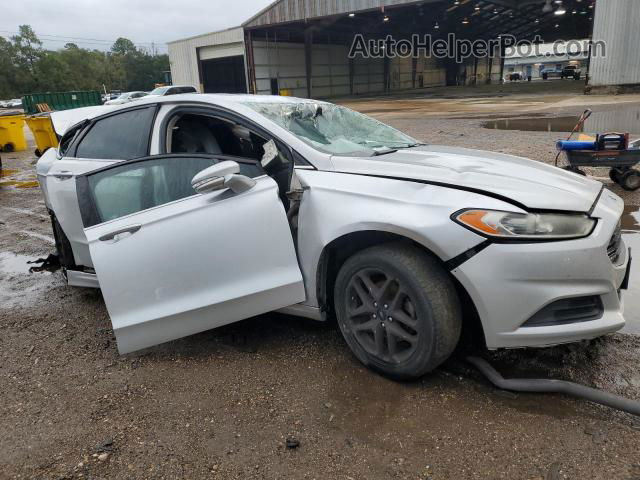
[584,107,640,134]
[168,27,245,89]
[244,0,433,28]
[590,0,640,87]
[253,38,447,98]
[352,56,385,95]
[311,44,351,97]
[254,41,308,96]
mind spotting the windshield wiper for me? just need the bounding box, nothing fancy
[371,146,398,156]
[395,142,426,149]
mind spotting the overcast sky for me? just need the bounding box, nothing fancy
[0,0,274,53]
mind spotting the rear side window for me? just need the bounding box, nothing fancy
[58,122,87,157]
[75,107,155,160]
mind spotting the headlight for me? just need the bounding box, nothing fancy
[453,209,596,240]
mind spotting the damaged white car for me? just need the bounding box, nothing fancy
[37,94,631,379]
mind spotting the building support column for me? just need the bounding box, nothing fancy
[383,56,391,93]
[305,30,313,98]
[499,43,506,85]
[244,30,257,94]
[349,57,355,95]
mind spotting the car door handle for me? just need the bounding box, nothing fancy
[52,171,74,180]
[99,225,142,242]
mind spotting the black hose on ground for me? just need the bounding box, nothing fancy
[467,356,640,417]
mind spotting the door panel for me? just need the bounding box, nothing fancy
[81,159,305,354]
[47,157,117,266]
[47,106,157,267]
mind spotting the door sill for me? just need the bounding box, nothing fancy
[277,303,323,321]
[67,269,100,289]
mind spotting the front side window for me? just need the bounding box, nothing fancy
[244,102,418,156]
[80,155,264,227]
[75,107,155,160]
[168,113,267,160]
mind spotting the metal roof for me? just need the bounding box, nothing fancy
[167,26,244,46]
[242,0,431,28]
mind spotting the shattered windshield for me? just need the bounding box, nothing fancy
[244,102,420,156]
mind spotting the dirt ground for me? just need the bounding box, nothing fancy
[2,83,640,480]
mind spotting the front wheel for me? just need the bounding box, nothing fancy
[334,243,462,380]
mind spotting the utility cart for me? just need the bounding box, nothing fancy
[564,147,640,191]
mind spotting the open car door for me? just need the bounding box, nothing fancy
[76,154,306,354]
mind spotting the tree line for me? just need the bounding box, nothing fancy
[0,25,170,99]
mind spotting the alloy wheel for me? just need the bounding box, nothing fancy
[345,268,421,364]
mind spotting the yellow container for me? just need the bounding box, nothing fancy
[279,88,293,97]
[0,114,27,152]
[25,114,59,156]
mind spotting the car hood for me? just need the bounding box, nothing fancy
[330,145,603,212]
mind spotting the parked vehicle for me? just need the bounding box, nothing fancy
[104,91,148,106]
[506,71,524,82]
[541,68,562,80]
[561,65,582,80]
[4,99,23,108]
[36,94,631,379]
[146,85,198,97]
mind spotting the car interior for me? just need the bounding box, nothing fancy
[166,112,295,209]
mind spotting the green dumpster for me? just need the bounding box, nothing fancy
[22,91,102,115]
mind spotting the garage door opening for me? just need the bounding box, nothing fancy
[201,56,247,94]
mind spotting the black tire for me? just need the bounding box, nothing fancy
[609,168,618,183]
[334,242,462,380]
[35,148,42,158]
[3,143,14,153]
[610,168,622,183]
[50,214,76,269]
[542,73,548,80]
[620,169,640,191]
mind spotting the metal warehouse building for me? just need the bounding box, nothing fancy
[168,0,637,98]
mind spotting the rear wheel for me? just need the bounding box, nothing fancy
[620,169,640,191]
[334,243,462,380]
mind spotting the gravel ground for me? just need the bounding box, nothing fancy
[2,87,640,480]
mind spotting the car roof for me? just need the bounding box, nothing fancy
[50,94,327,135]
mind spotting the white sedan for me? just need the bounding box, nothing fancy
[36,94,631,379]
[104,91,148,106]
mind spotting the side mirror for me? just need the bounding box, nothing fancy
[191,160,256,195]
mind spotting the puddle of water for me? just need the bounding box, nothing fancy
[483,106,640,135]
[0,169,40,189]
[0,180,40,189]
[621,206,640,335]
[0,168,19,177]
[0,252,62,309]
[484,116,581,132]
[0,252,57,275]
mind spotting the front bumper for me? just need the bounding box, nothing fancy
[452,190,629,349]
